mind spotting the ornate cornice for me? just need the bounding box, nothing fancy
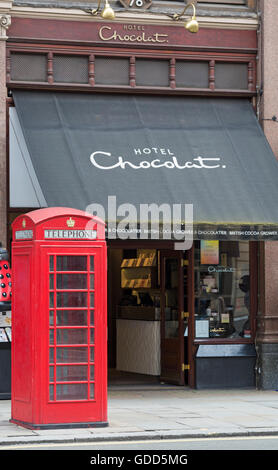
[0,0,12,39]
[0,14,11,38]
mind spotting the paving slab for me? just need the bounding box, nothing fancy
[0,389,277,445]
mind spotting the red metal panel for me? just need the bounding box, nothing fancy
[11,246,33,424]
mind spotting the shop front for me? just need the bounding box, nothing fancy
[106,239,257,389]
[4,3,278,389]
[9,89,278,389]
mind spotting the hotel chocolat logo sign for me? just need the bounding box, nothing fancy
[89,147,226,170]
[98,24,169,44]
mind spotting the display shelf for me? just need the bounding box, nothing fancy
[121,252,156,268]
[121,251,157,289]
[121,268,156,289]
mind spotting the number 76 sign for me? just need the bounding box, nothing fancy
[119,0,152,10]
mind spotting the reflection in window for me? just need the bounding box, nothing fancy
[57,273,87,290]
[194,241,250,339]
[56,256,87,271]
[56,292,87,307]
[164,258,179,338]
[56,310,88,326]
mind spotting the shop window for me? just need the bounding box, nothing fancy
[135,59,169,87]
[94,57,129,85]
[176,61,209,88]
[53,55,89,84]
[10,53,47,82]
[215,63,248,90]
[194,240,251,340]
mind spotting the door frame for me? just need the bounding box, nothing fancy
[107,240,195,387]
[187,244,195,388]
[159,246,195,387]
[160,249,184,385]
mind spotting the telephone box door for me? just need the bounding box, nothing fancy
[40,246,107,425]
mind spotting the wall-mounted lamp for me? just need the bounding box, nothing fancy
[92,0,115,20]
[172,2,199,34]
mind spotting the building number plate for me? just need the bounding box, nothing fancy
[119,0,152,10]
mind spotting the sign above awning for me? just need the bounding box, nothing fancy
[12,91,278,241]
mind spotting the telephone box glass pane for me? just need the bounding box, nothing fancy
[57,328,87,344]
[57,292,87,307]
[90,383,95,399]
[90,347,95,362]
[57,274,87,290]
[90,274,94,290]
[90,293,94,307]
[56,347,88,363]
[49,292,54,308]
[50,255,54,272]
[49,274,54,290]
[49,329,54,344]
[90,329,95,344]
[90,365,95,380]
[49,385,54,400]
[49,310,54,326]
[56,383,87,400]
[57,256,87,271]
[90,256,94,271]
[56,365,88,382]
[56,310,87,326]
[90,310,94,325]
[49,347,54,363]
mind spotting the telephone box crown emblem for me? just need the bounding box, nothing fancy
[22,218,26,228]
[66,217,75,228]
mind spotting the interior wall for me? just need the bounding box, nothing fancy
[108,248,123,368]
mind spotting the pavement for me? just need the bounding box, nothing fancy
[1,386,278,446]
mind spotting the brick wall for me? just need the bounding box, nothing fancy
[261,0,278,158]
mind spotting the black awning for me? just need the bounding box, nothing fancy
[12,91,278,240]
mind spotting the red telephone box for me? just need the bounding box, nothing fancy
[11,208,107,429]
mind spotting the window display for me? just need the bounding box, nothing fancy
[0,311,11,342]
[194,241,250,339]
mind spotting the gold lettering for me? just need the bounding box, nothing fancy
[99,26,115,41]
[123,24,145,31]
[98,26,168,44]
[154,33,169,43]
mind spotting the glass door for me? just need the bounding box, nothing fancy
[48,254,95,402]
[160,251,184,385]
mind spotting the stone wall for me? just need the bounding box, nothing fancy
[0,10,11,248]
[257,0,278,389]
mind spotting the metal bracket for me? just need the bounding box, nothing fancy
[181,311,189,319]
[181,259,189,267]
